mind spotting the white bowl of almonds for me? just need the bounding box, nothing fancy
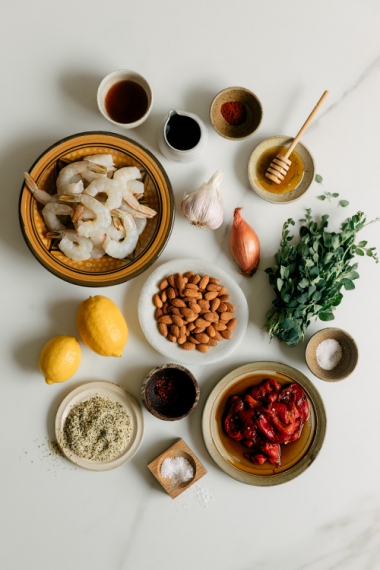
[138,259,249,365]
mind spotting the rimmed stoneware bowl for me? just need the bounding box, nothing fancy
[141,364,200,421]
[138,258,249,366]
[210,86,263,141]
[55,381,144,472]
[19,131,174,286]
[248,135,315,203]
[202,361,326,486]
[97,69,153,129]
[305,327,358,382]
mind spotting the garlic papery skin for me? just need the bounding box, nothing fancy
[180,170,224,230]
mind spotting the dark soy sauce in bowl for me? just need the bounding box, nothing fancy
[105,80,149,124]
[165,113,201,151]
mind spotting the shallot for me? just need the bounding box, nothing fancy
[230,207,260,277]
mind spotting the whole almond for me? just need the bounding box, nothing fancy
[208,338,218,347]
[198,299,210,312]
[211,298,221,312]
[155,308,163,319]
[214,331,223,341]
[175,274,186,291]
[158,315,173,325]
[207,325,216,338]
[170,324,180,338]
[180,325,187,337]
[189,302,201,313]
[199,275,209,290]
[218,287,227,296]
[195,317,209,328]
[196,344,209,353]
[203,312,214,323]
[181,342,195,351]
[214,322,227,331]
[183,271,194,279]
[153,293,163,308]
[218,294,230,301]
[204,291,219,301]
[209,278,220,284]
[160,289,167,303]
[206,283,222,292]
[172,315,184,327]
[183,288,199,298]
[218,303,228,312]
[169,307,181,316]
[171,298,186,308]
[168,334,177,343]
[162,302,169,314]
[185,283,199,291]
[158,323,168,337]
[220,312,234,322]
[224,302,236,312]
[167,287,177,299]
[178,336,187,345]
[168,274,176,287]
[195,333,209,344]
[227,318,237,331]
[186,323,196,333]
[180,307,196,319]
[159,278,168,290]
[193,326,206,334]
[188,335,199,345]
[221,330,233,339]
[189,274,201,285]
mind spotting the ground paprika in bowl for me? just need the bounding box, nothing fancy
[210,86,263,140]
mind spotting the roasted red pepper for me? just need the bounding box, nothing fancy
[223,379,309,467]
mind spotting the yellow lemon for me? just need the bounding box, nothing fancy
[38,335,81,385]
[76,295,128,357]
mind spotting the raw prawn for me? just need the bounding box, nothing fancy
[42,202,73,232]
[82,154,116,183]
[46,229,93,261]
[84,178,123,210]
[75,194,111,238]
[56,160,107,195]
[121,188,157,218]
[113,166,141,183]
[23,173,57,205]
[103,211,138,259]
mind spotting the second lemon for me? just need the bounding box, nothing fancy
[77,295,128,357]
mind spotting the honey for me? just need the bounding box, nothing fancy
[216,371,315,476]
[256,145,304,194]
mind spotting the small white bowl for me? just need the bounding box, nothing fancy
[97,69,153,128]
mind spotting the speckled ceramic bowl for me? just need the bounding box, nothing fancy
[305,328,358,381]
[141,364,200,421]
[210,86,263,141]
[248,135,315,203]
[19,132,174,286]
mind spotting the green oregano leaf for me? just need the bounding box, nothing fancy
[315,174,323,183]
[318,195,326,200]
[339,200,349,207]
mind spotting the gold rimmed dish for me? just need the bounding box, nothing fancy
[19,131,174,286]
[202,361,326,486]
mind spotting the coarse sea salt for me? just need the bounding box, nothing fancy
[316,338,343,370]
[160,456,194,483]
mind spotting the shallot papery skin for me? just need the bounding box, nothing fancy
[230,208,260,277]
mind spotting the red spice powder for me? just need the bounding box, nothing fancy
[221,101,247,126]
[154,376,179,406]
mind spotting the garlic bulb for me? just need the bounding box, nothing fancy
[180,171,224,230]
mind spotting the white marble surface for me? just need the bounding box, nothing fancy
[1,1,380,569]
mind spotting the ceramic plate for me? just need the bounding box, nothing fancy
[202,362,326,486]
[138,259,249,366]
[19,131,174,286]
[247,135,315,204]
[55,381,144,471]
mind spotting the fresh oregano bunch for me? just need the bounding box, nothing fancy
[264,209,379,346]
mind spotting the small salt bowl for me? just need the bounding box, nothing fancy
[305,327,358,382]
[141,364,200,421]
[210,86,263,141]
[97,69,153,128]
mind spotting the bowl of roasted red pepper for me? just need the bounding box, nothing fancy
[202,361,326,486]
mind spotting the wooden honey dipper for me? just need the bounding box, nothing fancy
[265,90,329,184]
